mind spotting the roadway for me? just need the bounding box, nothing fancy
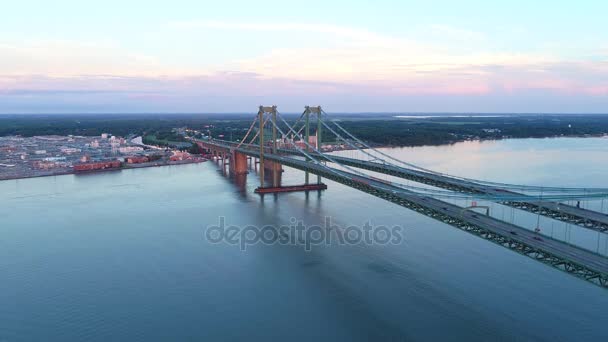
[313,153,608,233]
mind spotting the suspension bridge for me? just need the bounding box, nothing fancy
[194,105,608,289]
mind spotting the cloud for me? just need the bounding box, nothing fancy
[0,39,199,77]
[0,73,348,98]
[1,20,607,113]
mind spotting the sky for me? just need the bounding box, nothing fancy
[1,0,607,113]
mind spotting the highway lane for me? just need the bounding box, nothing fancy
[263,147,608,278]
[410,192,608,274]
[326,154,608,232]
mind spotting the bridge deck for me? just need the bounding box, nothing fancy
[326,154,608,233]
[199,139,608,232]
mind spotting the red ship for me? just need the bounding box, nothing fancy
[73,160,122,172]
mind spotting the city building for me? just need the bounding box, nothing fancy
[61,147,81,154]
[170,151,192,161]
[119,146,144,154]
[126,156,149,164]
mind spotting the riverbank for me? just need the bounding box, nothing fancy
[0,158,207,182]
[374,132,608,149]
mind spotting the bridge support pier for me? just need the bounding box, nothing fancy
[230,151,248,175]
[255,183,327,194]
[263,160,282,173]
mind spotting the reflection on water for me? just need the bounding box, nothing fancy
[0,137,607,341]
[386,137,608,187]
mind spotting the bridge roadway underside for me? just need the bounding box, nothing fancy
[311,153,608,234]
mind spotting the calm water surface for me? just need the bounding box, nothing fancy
[1,137,607,341]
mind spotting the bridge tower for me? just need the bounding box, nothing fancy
[305,107,309,184]
[272,106,279,187]
[304,106,323,184]
[257,105,278,188]
[253,105,327,194]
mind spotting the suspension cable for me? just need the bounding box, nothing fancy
[236,116,258,148]
[273,112,605,200]
[326,111,608,194]
[207,111,608,201]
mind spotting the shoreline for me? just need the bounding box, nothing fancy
[376,132,608,149]
[0,159,207,182]
[2,134,606,182]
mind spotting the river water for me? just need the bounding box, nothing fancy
[1,137,607,341]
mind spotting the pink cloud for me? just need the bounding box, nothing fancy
[585,86,608,96]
